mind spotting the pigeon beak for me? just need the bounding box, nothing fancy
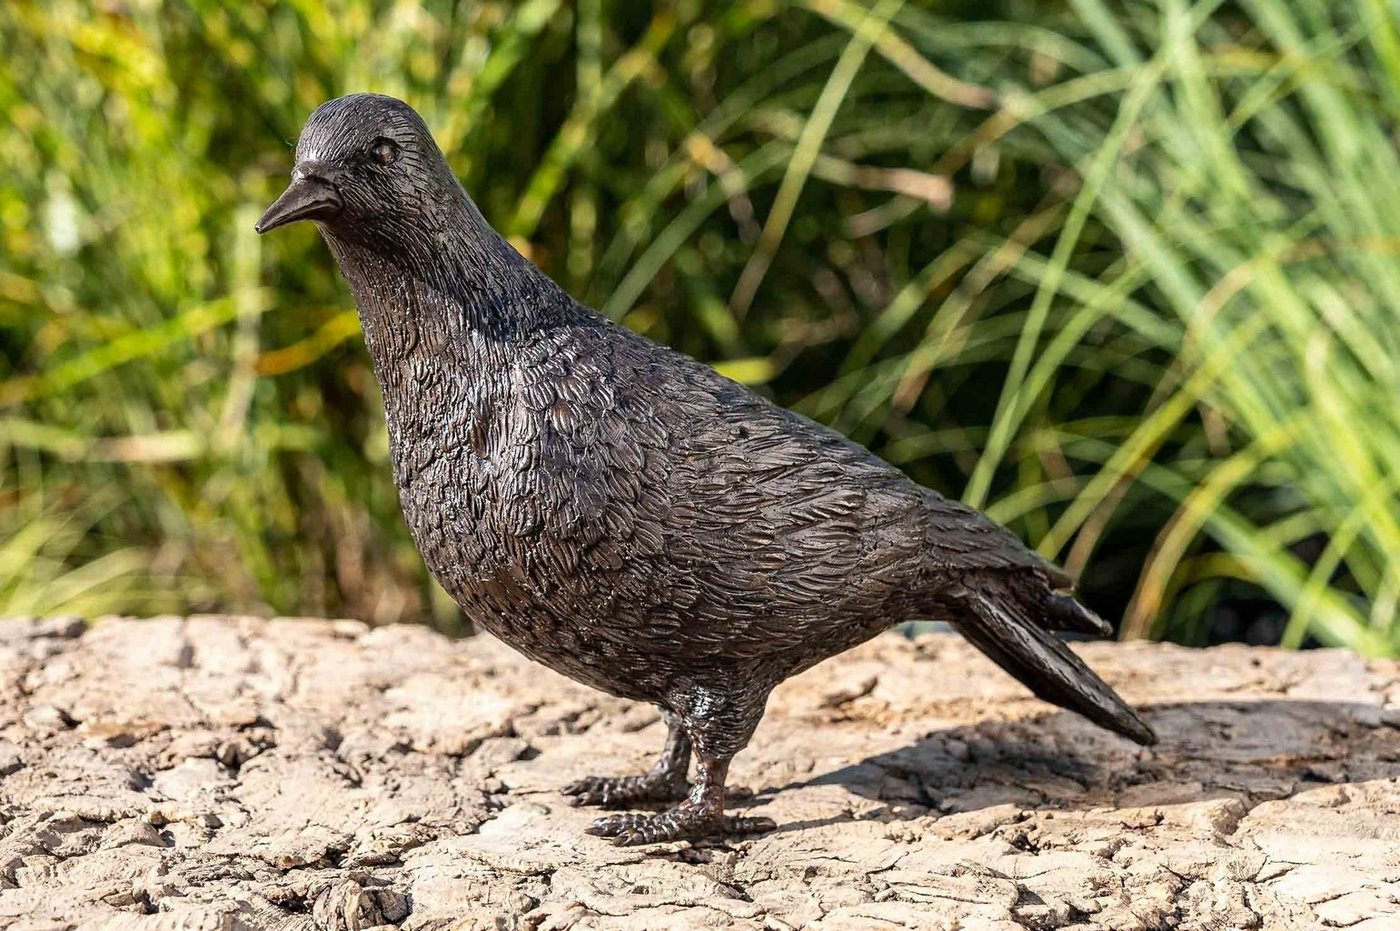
[255,173,343,234]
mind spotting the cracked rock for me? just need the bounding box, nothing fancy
[0,616,1395,929]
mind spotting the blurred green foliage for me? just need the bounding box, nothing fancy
[1,0,1398,652]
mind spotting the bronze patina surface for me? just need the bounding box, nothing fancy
[256,93,1154,845]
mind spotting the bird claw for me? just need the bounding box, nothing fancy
[562,772,690,808]
[584,801,776,846]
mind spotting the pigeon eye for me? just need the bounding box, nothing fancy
[370,139,398,165]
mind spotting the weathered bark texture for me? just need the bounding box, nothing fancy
[0,616,1396,930]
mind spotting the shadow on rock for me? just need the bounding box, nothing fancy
[779,699,1395,830]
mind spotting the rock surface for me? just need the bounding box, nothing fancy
[0,615,1397,930]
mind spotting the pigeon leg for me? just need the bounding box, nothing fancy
[585,754,775,845]
[562,708,692,807]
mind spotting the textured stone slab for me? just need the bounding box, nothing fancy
[0,616,1396,929]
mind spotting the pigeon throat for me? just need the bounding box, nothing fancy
[318,204,583,374]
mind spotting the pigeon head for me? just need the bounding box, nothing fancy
[256,93,567,341]
[255,93,465,245]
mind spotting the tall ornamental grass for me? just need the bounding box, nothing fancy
[1,0,1396,653]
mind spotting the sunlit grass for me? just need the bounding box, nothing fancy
[0,0,1396,654]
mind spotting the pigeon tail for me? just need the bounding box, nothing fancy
[952,577,1156,746]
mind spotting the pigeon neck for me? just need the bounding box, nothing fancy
[321,201,585,382]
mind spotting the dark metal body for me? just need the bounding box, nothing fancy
[258,94,1155,845]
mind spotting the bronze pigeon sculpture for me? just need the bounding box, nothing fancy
[256,94,1155,846]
